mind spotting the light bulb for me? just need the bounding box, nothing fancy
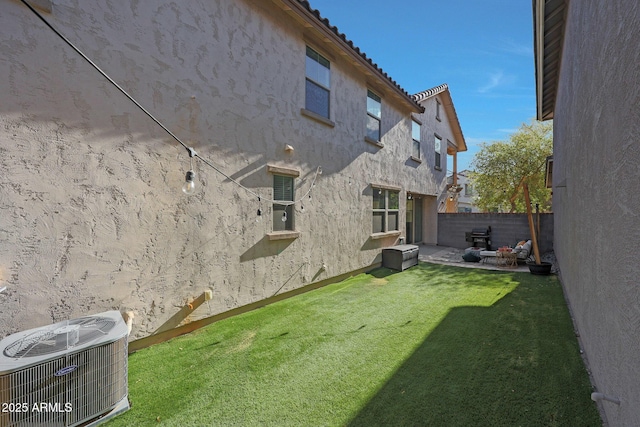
[281,211,287,222]
[182,170,196,195]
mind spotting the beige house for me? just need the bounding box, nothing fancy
[535,0,640,425]
[450,170,479,213]
[0,0,465,342]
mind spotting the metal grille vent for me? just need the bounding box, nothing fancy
[3,317,116,359]
[0,337,128,427]
[0,311,130,427]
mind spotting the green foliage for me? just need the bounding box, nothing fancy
[107,263,599,427]
[470,120,553,212]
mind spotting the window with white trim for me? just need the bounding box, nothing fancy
[372,188,399,233]
[412,119,421,159]
[305,46,331,119]
[273,175,294,231]
[367,90,382,141]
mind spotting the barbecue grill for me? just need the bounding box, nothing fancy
[465,227,492,250]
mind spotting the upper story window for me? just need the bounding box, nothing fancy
[305,46,331,119]
[434,134,442,169]
[465,183,473,196]
[366,90,382,141]
[372,188,399,233]
[412,119,421,159]
[436,99,442,121]
[273,175,295,231]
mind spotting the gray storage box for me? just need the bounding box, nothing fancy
[382,244,419,271]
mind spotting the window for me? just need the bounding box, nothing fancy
[372,188,399,233]
[412,119,421,159]
[434,134,442,169]
[273,175,294,231]
[436,99,441,121]
[305,46,331,119]
[465,184,473,196]
[367,90,381,141]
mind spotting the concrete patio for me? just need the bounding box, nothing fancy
[418,244,557,274]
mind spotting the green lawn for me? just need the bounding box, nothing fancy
[108,262,601,427]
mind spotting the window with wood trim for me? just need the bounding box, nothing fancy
[273,175,294,231]
[372,188,399,233]
[412,119,421,159]
[435,134,442,169]
[367,90,382,141]
[305,46,331,119]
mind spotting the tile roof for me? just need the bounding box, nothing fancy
[298,0,422,111]
[411,83,450,103]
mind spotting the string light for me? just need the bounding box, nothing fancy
[182,170,196,195]
[15,2,324,210]
[281,211,288,222]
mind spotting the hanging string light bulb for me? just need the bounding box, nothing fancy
[182,170,196,195]
[256,197,263,222]
[282,210,288,223]
[182,147,197,196]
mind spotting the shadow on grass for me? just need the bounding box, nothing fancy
[347,276,601,427]
[369,267,398,279]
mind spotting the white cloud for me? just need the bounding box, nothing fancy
[477,70,517,94]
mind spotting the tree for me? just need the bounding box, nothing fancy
[470,120,552,213]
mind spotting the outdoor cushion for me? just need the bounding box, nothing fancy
[516,240,532,259]
[462,252,481,263]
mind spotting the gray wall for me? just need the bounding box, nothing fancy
[552,1,640,425]
[438,213,554,254]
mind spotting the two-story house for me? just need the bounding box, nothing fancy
[0,0,466,340]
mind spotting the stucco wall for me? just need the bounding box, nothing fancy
[553,1,640,425]
[0,0,456,340]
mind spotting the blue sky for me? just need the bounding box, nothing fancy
[308,0,536,172]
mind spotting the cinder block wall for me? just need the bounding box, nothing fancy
[437,213,554,253]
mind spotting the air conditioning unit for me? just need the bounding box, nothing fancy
[0,311,129,427]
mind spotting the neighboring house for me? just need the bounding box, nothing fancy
[535,1,640,425]
[444,169,479,213]
[0,0,466,340]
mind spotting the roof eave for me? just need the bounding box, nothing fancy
[534,0,568,121]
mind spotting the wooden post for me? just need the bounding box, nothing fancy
[523,183,542,264]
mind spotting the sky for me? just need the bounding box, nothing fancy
[308,0,536,172]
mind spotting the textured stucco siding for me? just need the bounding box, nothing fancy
[553,1,640,425]
[0,1,454,340]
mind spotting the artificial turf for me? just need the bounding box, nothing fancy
[107,262,601,426]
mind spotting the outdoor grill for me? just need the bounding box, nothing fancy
[465,227,492,250]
